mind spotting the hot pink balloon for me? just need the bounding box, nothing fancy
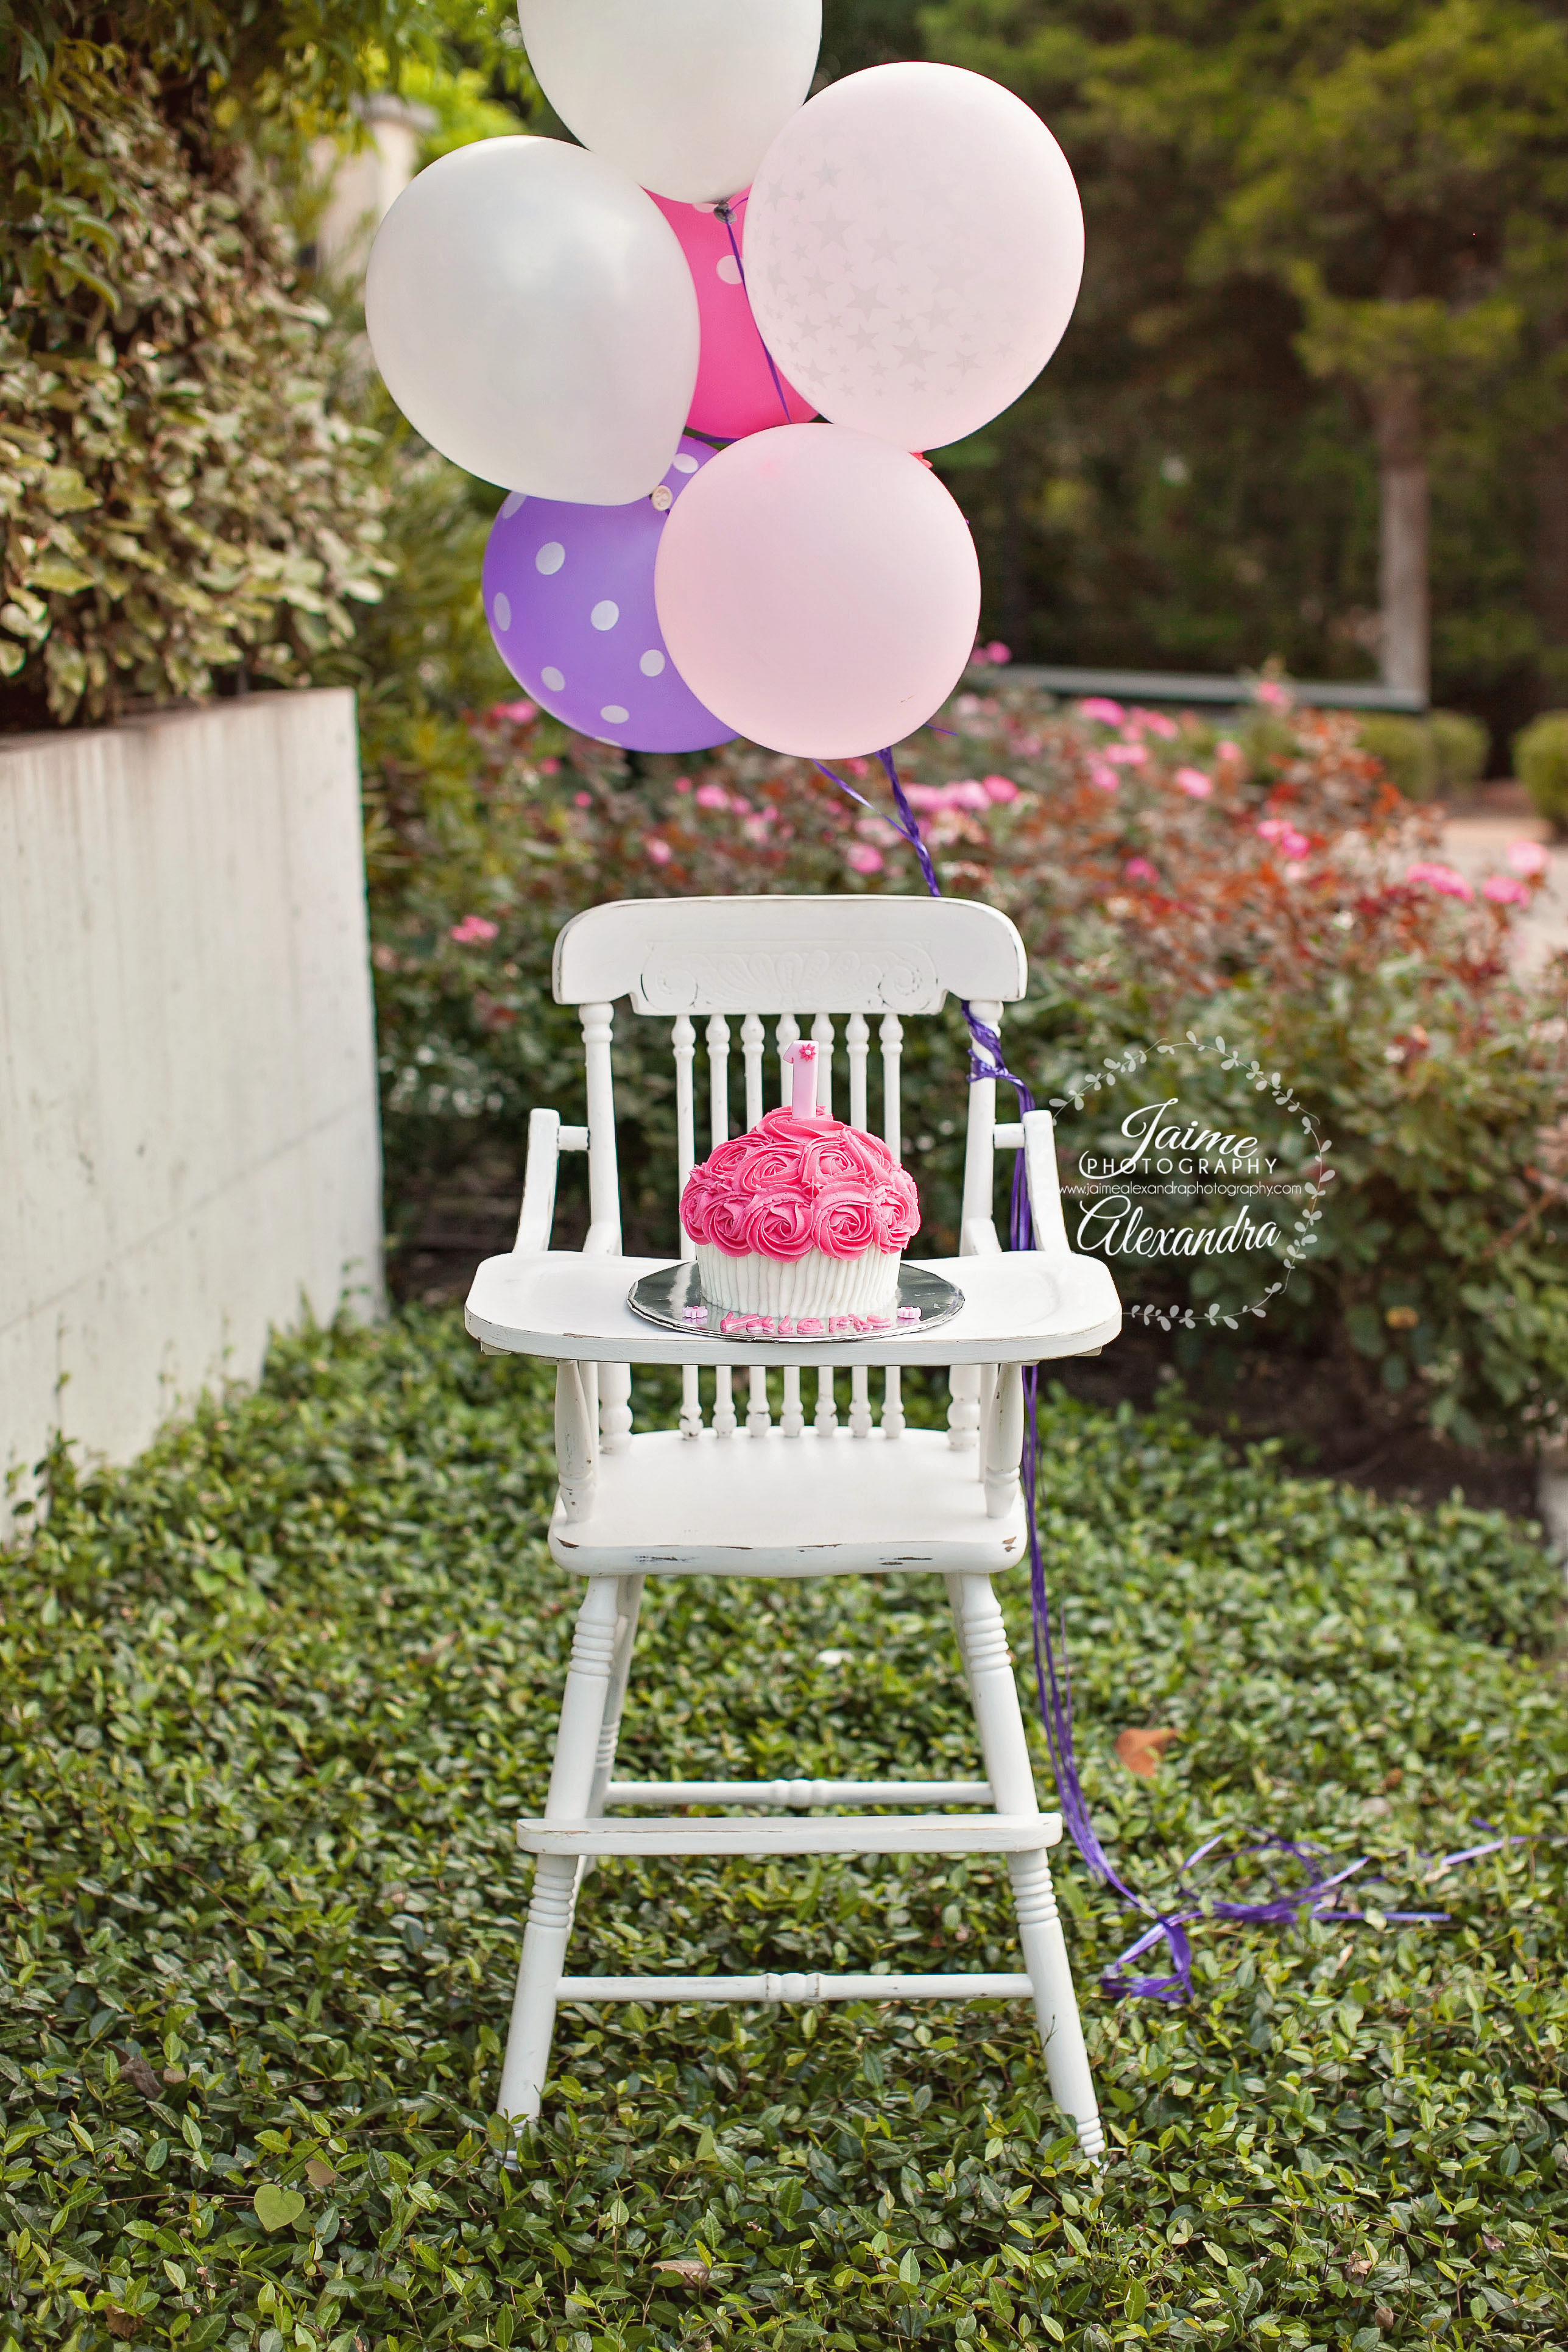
[650,191,815,441]
[653,422,980,759]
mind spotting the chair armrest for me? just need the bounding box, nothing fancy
[511,1108,584,1254]
[515,1110,563,1254]
[1021,1109,1071,1260]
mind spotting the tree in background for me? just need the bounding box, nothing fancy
[920,0,1568,746]
[1204,0,1568,700]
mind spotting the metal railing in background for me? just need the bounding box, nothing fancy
[979,663,1427,714]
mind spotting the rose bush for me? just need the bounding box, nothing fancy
[369,681,1567,1452]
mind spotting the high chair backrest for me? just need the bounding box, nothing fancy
[552,894,1028,1259]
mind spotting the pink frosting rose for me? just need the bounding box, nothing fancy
[680,1104,921,1259]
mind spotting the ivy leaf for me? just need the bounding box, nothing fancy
[252,2185,306,2234]
[26,553,96,593]
[41,465,99,514]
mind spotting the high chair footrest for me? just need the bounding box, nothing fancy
[605,1778,994,1808]
[517,1811,1061,1859]
[559,1972,1036,2004]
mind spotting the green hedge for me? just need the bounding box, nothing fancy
[0,14,397,721]
[1354,713,1489,801]
[1515,712,1568,832]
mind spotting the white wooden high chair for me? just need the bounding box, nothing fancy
[465,895,1121,2157]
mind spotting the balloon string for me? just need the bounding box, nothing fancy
[808,744,1542,1999]
[713,196,796,429]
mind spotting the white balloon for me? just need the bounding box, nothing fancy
[365,137,697,502]
[744,62,1084,451]
[518,0,821,205]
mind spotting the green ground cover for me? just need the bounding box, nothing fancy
[2,1313,1566,2351]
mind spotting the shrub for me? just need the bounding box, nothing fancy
[1428,706,1489,794]
[1357,713,1432,797]
[1355,708,1488,800]
[368,681,1568,1451]
[0,15,395,721]
[3,1312,1566,2347]
[1515,708,1568,833]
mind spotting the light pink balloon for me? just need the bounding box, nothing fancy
[745,62,1084,452]
[653,423,980,758]
[649,191,815,440]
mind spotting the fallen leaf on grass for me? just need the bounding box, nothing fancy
[253,2184,306,2233]
[1115,1726,1181,1778]
[119,2052,161,2099]
[652,2259,711,2286]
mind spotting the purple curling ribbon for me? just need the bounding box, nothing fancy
[811,744,1556,1999]
[712,197,797,431]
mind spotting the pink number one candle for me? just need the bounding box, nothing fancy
[782,1038,821,1115]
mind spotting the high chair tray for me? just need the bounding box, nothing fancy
[626,1259,964,1343]
[466,1248,1120,1368]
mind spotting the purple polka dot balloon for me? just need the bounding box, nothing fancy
[483,434,734,752]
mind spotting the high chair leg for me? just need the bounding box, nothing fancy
[947,1573,1104,2160]
[498,1575,621,2124]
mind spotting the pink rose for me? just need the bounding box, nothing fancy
[1508,839,1550,877]
[1078,697,1124,726]
[869,1176,920,1249]
[1483,874,1529,905]
[645,835,673,866]
[1125,856,1159,883]
[703,1135,753,1178]
[761,1106,830,1146]
[1406,860,1474,902]
[983,774,1020,802]
[702,1195,757,1255]
[1105,742,1148,767]
[846,842,884,874]
[735,1145,801,1190]
[814,1188,880,1257]
[1089,761,1120,793]
[744,1195,816,1259]
[800,1129,890,1190]
[1174,767,1212,799]
[450,914,498,945]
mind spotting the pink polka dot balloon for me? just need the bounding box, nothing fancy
[483,436,735,754]
[650,191,815,441]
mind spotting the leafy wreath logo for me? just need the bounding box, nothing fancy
[1047,1033,1336,1333]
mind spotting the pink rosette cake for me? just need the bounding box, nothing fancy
[680,1049,920,1330]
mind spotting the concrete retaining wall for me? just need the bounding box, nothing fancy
[1,690,382,1525]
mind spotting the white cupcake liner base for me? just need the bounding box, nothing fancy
[694,1243,902,1320]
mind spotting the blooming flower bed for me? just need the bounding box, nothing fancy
[369,682,1567,1450]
